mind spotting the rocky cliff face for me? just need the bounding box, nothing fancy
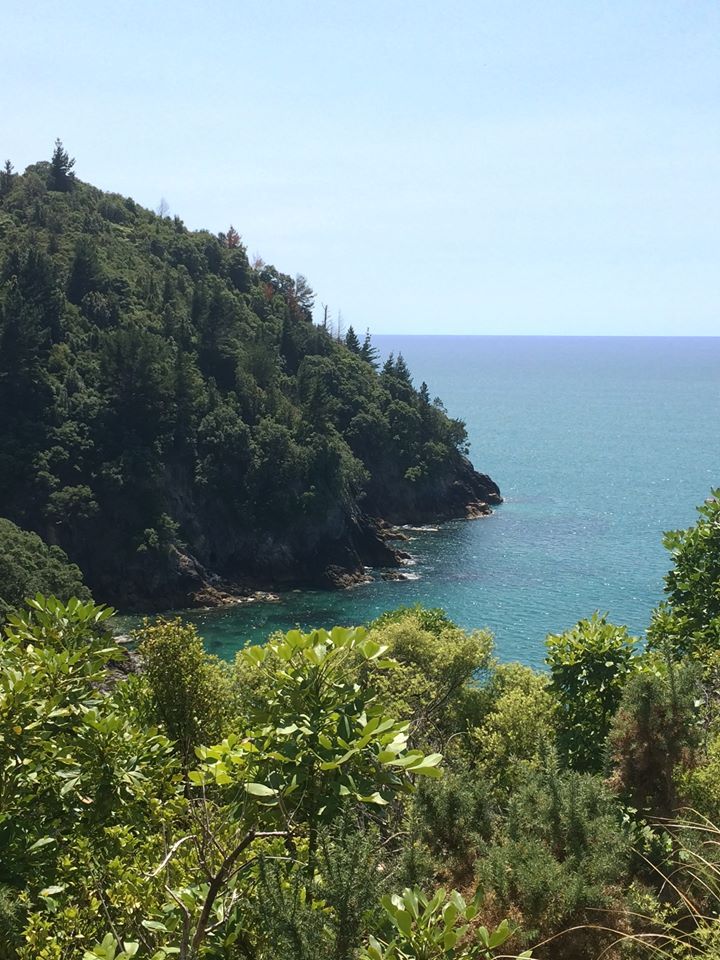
[96,458,502,611]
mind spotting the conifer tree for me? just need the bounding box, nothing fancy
[47,139,75,192]
[224,225,241,248]
[360,328,379,368]
[395,352,412,384]
[67,236,103,305]
[0,160,14,198]
[344,325,361,354]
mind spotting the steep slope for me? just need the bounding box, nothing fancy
[0,151,501,608]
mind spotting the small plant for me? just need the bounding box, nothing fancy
[83,933,178,958]
[361,887,531,959]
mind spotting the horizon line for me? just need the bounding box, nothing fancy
[370,332,720,338]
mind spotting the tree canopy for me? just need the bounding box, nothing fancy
[0,144,497,608]
[0,518,88,620]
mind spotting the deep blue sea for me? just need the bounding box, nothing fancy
[171,337,720,668]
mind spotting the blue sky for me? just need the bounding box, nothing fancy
[2,1,719,334]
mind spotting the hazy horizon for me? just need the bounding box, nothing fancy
[3,0,719,336]
[375,333,720,339]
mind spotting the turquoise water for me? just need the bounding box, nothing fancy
[171,337,720,668]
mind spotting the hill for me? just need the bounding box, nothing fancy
[0,144,500,609]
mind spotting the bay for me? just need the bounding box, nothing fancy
[167,336,720,668]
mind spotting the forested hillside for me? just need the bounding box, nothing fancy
[0,144,500,609]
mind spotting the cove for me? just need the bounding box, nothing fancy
[143,336,720,669]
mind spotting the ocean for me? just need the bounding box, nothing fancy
[169,336,720,668]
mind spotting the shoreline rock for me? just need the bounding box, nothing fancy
[110,468,502,613]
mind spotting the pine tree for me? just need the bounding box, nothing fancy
[67,237,103,305]
[395,352,412,384]
[344,325,361,354]
[360,329,379,368]
[0,160,14,198]
[225,225,241,249]
[47,139,75,192]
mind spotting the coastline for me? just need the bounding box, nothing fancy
[116,498,501,617]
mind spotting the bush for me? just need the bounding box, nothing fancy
[257,824,385,960]
[645,492,720,666]
[366,608,494,747]
[475,755,631,953]
[546,612,637,772]
[135,617,235,767]
[470,663,556,796]
[607,657,701,818]
[411,768,492,868]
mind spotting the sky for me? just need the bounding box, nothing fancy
[2,1,719,335]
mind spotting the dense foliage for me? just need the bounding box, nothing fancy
[0,143,498,609]
[1,144,719,955]
[0,517,88,620]
[2,492,720,958]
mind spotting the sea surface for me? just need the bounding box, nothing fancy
[163,337,720,668]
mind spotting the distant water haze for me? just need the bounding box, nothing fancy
[162,336,720,667]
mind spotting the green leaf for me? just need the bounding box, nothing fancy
[28,836,56,852]
[244,782,277,797]
[488,919,511,948]
[394,908,412,937]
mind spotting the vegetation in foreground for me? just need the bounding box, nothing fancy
[2,492,720,958]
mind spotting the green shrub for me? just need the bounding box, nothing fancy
[135,617,235,767]
[257,824,384,960]
[607,656,701,818]
[471,663,556,796]
[646,492,720,664]
[475,755,631,952]
[366,608,494,747]
[411,769,492,867]
[546,612,638,772]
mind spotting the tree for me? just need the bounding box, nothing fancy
[366,608,494,747]
[0,160,14,198]
[137,618,233,769]
[361,329,380,367]
[382,353,395,376]
[648,491,720,660]
[67,235,104,304]
[345,325,361,354]
[1,597,180,959]
[224,224,241,248]
[294,273,315,315]
[47,138,75,192]
[236,626,443,875]
[395,354,412,384]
